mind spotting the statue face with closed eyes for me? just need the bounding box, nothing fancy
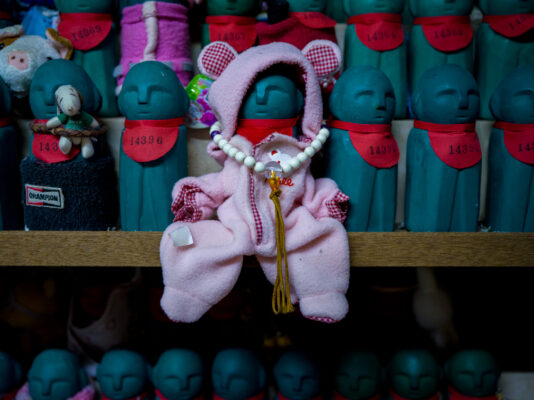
[445,351,500,398]
[274,352,321,400]
[152,350,204,400]
[335,352,382,400]
[490,65,534,124]
[390,350,440,400]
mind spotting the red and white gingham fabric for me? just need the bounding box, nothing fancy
[325,191,350,223]
[249,174,263,245]
[172,184,203,222]
[302,40,341,79]
[198,41,238,80]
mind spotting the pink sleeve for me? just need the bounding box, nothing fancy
[171,171,229,222]
[301,175,349,222]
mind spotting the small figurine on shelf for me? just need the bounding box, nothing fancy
[55,0,119,117]
[486,65,534,232]
[212,349,266,400]
[334,352,382,400]
[45,85,103,160]
[117,0,194,91]
[408,0,475,96]
[152,349,205,400]
[273,351,322,400]
[16,349,94,400]
[476,0,534,120]
[445,350,501,400]
[343,0,407,118]
[0,352,23,400]
[326,66,399,232]
[388,350,441,400]
[202,0,262,52]
[97,350,151,400]
[256,0,337,50]
[405,64,481,232]
[118,61,189,231]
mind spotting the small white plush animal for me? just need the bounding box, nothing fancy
[46,85,100,159]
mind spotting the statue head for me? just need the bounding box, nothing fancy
[445,350,500,398]
[408,0,473,17]
[389,350,441,400]
[478,0,534,15]
[344,0,405,16]
[152,349,205,400]
[239,66,304,120]
[118,61,189,120]
[97,350,150,400]
[490,65,534,124]
[0,76,12,117]
[274,351,321,400]
[212,349,266,400]
[30,59,101,119]
[0,352,23,395]
[335,352,382,400]
[412,64,479,124]
[330,66,395,124]
[286,0,327,12]
[207,0,262,17]
[54,0,113,13]
[28,349,89,400]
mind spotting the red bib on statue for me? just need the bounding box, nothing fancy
[330,120,399,168]
[390,391,439,400]
[32,120,80,163]
[123,118,183,163]
[290,12,336,29]
[413,15,473,52]
[213,392,264,400]
[496,121,534,165]
[348,13,404,51]
[415,120,481,169]
[448,387,498,400]
[483,14,534,37]
[206,15,257,53]
[0,117,10,127]
[58,13,112,50]
[236,117,298,145]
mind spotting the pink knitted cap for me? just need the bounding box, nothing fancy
[208,42,323,141]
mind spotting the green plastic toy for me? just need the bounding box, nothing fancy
[274,351,321,400]
[389,350,441,400]
[334,352,382,400]
[118,61,189,231]
[343,0,407,118]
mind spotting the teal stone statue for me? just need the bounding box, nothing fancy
[152,349,205,400]
[118,61,189,231]
[334,352,382,400]
[326,66,399,232]
[97,350,151,400]
[388,350,441,400]
[343,0,407,118]
[202,0,261,52]
[325,1,347,23]
[55,0,120,117]
[408,0,475,96]
[273,351,321,400]
[0,352,23,400]
[0,76,22,230]
[445,350,500,400]
[28,349,92,400]
[486,65,534,232]
[212,349,266,400]
[476,0,534,120]
[405,64,481,232]
[20,59,118,230]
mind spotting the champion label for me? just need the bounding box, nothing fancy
[25,184,64,209]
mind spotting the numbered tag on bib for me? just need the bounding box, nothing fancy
[291,12,336,29]
[206,16,257,53]
[414,16,473,52]
[32,134,80,163]
[58,13,112,51]
[497,122,534,165]
[348,13,404,52]
[483,13,534,38]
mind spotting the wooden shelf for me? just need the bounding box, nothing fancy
[0,231,533,267]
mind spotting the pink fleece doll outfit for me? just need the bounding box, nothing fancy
[15,383,95,400]
[160,42,350,324]
[117,1,193,91]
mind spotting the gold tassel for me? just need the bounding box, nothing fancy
[268,170,294,315]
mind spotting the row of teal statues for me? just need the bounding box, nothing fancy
[1,0,532,120]
[1,55,532,233]
[0,348,501,400]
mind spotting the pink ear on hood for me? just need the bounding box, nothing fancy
[0,24,24,41]
[301,40,342,80]
[198,41,238,80]
[45,28,73,60]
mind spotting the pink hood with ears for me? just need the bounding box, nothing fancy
[208,42,323,142]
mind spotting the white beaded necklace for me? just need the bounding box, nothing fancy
[209,121,330,175]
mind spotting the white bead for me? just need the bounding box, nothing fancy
[297,152,308,163]
[281,163,293,174]
[254,162,265,173]
[317,132,327,144]
[311,140,322,150]
[319,127,330,137]
[304,147,316,157]
[228,147,238,158]
[244,156,256,168]
[235,151,246,162]
[213,134,223,144]
[222,143,232,154]
[218,138,228,148]
[210,122,222,134]
[289,158,301,169]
